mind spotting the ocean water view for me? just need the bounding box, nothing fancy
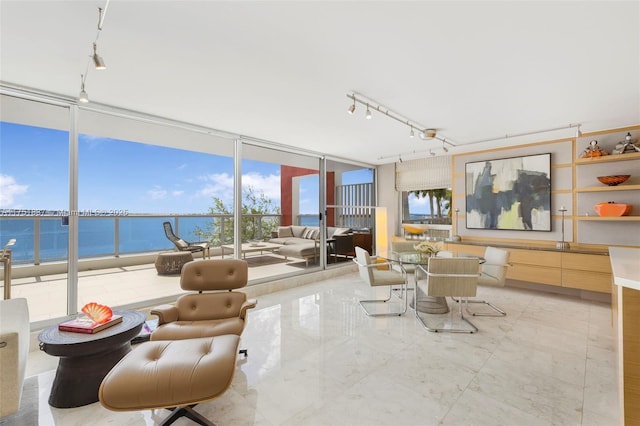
[0,215,240,264]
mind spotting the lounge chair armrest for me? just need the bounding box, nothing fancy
[240,299,257,320]
[150,304,179,325]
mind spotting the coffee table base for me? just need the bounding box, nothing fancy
[49,342,132,408]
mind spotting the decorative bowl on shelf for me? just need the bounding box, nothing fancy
[596,175,630,186]
[594,202,632,217]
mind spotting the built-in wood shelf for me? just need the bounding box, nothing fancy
[575,184,640,193]
[575,216,640,222]
[575,151,640,165]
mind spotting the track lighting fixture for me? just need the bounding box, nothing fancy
[576,124,582,138]
[442,140,449,152]
[76,0,110,105]
[346,92,455,153]
[79,74,89,103]
[93,43,106,69]
[419,129,437,139]
[347,99,356,114]
[429,149,435,156]
[398,155,403,163]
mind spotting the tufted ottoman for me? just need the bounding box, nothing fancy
[99,334,239,425]
[154,251,193,275]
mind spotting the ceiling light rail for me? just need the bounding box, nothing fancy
[78,0,110,103]
[465,123,582,145]
[346,92,456,147]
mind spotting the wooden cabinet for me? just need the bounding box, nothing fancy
[444,242,611,293]
[561,252,612,293]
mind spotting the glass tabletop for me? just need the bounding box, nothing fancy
[378,250,484,265]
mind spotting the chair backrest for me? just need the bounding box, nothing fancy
[422,257,479,297]
[163,221,180,243]
[181,259,248,291]
[354,246,374,284]
[479,247,510,286]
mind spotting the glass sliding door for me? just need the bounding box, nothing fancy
[77,108,235,310]
[325,160,375,264]
[0,94,71,323]
[241,143,323,278]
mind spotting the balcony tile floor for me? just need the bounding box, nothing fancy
[4,271,618,425]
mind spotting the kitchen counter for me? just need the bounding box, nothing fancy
[609,247,640,290]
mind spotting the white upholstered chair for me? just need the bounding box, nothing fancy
[414,257,480,333]
[0,298,30,417]
[353,246,408,316]
[464,246,511,316]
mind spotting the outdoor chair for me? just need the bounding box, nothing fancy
[163,221,210,259]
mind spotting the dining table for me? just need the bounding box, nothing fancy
[378,250,484,314]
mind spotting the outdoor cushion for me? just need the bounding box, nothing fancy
[277,226,293,238]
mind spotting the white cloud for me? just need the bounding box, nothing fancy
[196,172,281,206]
[147,187,168,200]
[0,174,29,207]
[171,190,184,197]
[242,172,281,200]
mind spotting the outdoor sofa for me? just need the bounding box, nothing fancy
[269,225,354,265]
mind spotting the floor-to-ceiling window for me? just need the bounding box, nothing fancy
[1,88,376,326]
[0,94,71,323]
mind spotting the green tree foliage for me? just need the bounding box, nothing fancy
[194,186,281,246]
[409,188,452,218]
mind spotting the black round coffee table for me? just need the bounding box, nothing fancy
[38,310,146,408]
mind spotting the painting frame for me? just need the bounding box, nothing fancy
[465,153,552,231]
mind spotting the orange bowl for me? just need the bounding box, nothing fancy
[597,175,630,186]
[594,203,632,217]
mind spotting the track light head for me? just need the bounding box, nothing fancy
[429,149,435,156]
[365,104,372,120]
[442,140,449,152]
[409,126,415,138]
[576,124,582,138]
[347,103,356,114]
[93,43,106,69]
[78,74,89,103]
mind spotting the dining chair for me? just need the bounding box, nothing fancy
[353,246,408,316]
[463,246,511,316]
[414,257,480,333]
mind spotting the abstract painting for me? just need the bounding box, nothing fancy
[465,153,551,231]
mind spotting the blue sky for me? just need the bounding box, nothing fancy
[1,122,373,214]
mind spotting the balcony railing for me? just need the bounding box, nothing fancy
[0,213,282,265]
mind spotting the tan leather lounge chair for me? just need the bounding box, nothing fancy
[151,259,257,355]
[99,334,239,426]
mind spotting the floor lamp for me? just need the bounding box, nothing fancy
[374,207,388,255]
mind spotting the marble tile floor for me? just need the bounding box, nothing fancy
[3,272,619,426]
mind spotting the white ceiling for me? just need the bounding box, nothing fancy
[1,1,639,165]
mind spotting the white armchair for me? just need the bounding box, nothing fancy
[0,298,30,418]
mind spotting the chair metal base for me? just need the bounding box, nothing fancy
[452,297,506,317]
[414,298,478,333]
[359,285,408,317]
[161,404,215,426]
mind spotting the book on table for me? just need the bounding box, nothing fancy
[58,314,123,334]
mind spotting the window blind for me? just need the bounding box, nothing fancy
[395,155,451,191]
